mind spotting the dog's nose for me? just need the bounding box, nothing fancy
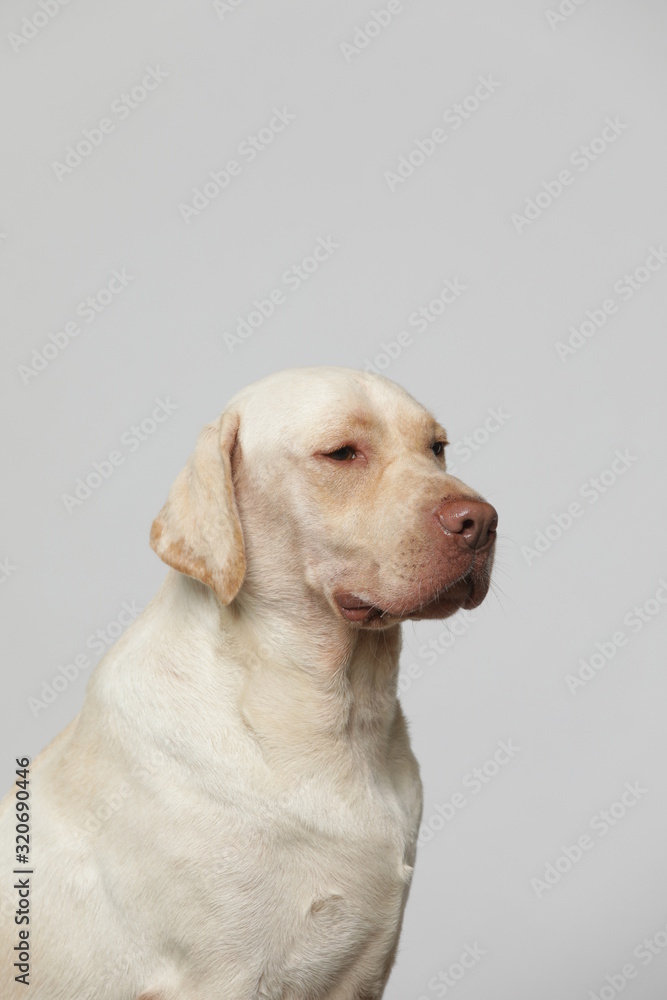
[437,499,498,550]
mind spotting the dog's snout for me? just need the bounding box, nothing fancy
[437,499,498,550]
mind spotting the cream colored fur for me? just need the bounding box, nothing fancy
[0,366,495,999]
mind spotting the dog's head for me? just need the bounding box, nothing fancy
[150,366,497,630]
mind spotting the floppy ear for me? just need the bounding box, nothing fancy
[150,410,245,604]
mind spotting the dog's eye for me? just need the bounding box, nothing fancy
[325,446,357,461]
[431,441,447,457]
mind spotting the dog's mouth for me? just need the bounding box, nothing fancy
[334,594,390,623]
[334,571,486,626]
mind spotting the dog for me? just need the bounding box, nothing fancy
[0,366,497,999]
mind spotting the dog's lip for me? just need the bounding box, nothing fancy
[425,575,476,611]
[334,593,381,622]
[334,575,477,623]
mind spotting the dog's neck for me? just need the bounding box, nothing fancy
[233,588,403,750]
[158,572,404,767]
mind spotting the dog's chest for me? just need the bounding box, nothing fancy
[256,813,415,994]
[236,784,416,998]
[164,761,422,996]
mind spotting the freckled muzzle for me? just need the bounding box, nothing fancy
[333,497,498,627]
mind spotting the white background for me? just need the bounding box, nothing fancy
[2,0,667,997]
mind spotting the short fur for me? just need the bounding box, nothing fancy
[0,366,495,999]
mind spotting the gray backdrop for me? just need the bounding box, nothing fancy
[2,0,667,997]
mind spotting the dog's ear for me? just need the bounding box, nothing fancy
[150,410,245,604]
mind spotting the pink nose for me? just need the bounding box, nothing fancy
[437,499,498,550]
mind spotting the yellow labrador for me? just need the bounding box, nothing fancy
[0,366,497,999]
